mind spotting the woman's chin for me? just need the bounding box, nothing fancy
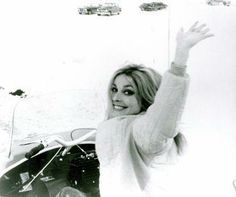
[110,110,126,118]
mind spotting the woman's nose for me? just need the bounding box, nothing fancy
[112,92,122,101]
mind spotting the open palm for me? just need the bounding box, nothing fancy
[176,21,214,50]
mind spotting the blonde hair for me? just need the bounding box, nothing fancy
[106,64,162,119]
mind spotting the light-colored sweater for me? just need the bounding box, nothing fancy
[96,70,189,197]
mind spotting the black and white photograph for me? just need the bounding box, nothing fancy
[0,0,235,196]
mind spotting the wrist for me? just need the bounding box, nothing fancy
[169,62,186,76]
[174,48,189,66]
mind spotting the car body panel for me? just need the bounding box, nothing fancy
[206,0,231,6]
[78,5,101,15]
[97,3,121,16]
[140,2,168,11]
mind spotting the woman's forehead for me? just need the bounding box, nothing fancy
[113,74,136,88]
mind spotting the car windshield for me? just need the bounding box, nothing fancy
[0,89,105,160]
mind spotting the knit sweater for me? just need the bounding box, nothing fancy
[96,70,189,197]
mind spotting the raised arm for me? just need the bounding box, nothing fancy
[132,22,214,155]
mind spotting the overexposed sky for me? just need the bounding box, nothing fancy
[0,0,235,94]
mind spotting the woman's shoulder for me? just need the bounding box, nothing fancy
[97,115,139,135]
[100,115,138,124]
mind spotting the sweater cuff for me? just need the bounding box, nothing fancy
[169,62,186,77]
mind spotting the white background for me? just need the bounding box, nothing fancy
[0,0,236,196]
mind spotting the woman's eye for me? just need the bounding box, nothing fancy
[111,87,117,93]
[123,90,134,96]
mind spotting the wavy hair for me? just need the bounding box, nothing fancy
[106,64,162,119]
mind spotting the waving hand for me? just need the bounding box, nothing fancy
[174,21,214,66]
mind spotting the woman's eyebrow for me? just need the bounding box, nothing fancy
[124,85,134,88]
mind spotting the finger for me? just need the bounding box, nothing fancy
[195,24,207,32]
[201,34,215,41]
[189,21,199,31]
[205,33,214,38]
[178,27,184,33]
[201,28,210,34]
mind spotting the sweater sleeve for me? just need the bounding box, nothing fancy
[132,71,190,155]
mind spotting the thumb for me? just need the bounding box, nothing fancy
[176,27,184,40]
[177,27,184,34]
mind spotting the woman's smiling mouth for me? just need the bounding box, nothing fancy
[113,105,127,110]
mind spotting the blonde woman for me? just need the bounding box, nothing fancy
[96,22,214,197]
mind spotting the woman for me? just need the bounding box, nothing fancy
[57,22,213,197]
[95,22,214,197]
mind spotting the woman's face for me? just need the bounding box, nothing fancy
[109,74,141,118]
